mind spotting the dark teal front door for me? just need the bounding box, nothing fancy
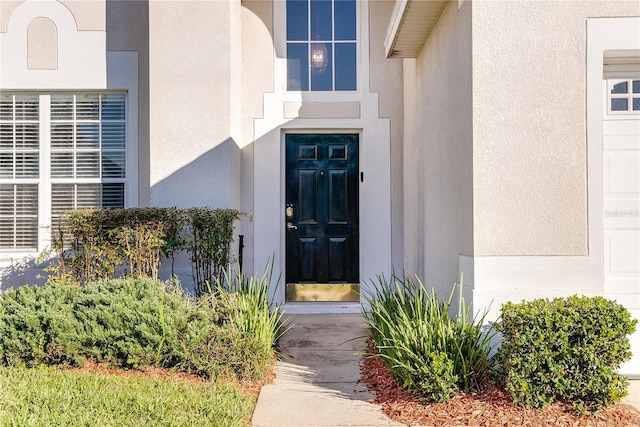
[285,134,359,302]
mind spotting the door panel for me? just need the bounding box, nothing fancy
[328,170,348,223]
[286,134,359,302]
[298,170,318,223]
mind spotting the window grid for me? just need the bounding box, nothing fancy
[608,79,640,114]
[286,0,357,92]
[0,92,126,253]
[49,93,126,239]
[50,93,126,181]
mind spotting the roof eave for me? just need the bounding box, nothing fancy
[384,0,449,59]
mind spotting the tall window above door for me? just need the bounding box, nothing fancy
[286,0,357,92]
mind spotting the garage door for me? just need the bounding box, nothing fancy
[603,74,640,376]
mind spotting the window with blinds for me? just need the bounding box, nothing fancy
[0,92,126,253]
[49,93,126,232]
[0,94,40,250]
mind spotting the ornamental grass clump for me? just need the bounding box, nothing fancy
[497,296,637,414]
[363,274,496,403]
[212,264,289,380]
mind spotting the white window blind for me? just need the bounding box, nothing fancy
[50,93,126,233]
[0,92,126,253]
[0,94,39,250]
[50,94,126,179]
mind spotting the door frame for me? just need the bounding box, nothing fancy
[252,106,393,314]
[586,18,640,376]
[280,129,365,309]
[284,133,361,302]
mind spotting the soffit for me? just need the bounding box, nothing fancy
[384,0,448,58]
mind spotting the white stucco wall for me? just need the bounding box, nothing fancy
[402,0,474,297]
[472,0,639,256]
[470,2,640,317]
[148,0,241,210]
[399,2,639,350]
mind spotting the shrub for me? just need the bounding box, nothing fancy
[0,274,285,382]
[496,295,638,414]
[184,208,240,297]
[363,274,496,403]
[68,278,190,369]
[46,207,240,294]
[0,283,80,367]
[168,263,289,382]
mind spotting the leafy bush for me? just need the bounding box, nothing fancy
[46,207,240,294]
[184,208,240,297]
[0,274,285,382]
[0,283,80,367]
[49,208,178,284]
[496,296,638,414]
[363,274,495,402]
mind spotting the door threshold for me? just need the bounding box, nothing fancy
[285,283,360,302]
[281,302,362,315]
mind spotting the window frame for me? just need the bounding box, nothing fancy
[0,91,130,256]
[285,0,359,93]
[0,94,41,252]
[607,78,640,115]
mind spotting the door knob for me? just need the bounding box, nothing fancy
[287,222,298,230]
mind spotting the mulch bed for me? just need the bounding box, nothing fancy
[360,338,640,427]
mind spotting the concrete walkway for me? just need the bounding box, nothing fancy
[251,314,403,427]
[251,314,640,427]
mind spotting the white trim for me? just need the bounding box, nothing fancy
[0,0,106,89]
[384,0,409,58]
[107,51,139,208]
[586,16,640,288]
[253,0,392,312]
[282,302,362,315]
[253,110,393,308]
[39,94,52,251]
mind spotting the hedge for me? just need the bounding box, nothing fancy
[496,295,637,414]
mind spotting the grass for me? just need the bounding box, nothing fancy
[0,365,255,427]
[0,267,288,427]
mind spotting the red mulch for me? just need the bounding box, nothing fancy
[360,338,640,427]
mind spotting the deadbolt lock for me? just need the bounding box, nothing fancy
[286,206,294,217]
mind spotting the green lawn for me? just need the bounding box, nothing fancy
[0,366,255,427]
